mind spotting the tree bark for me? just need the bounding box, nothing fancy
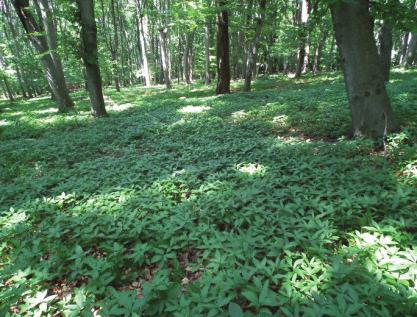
[110,0,120,91]
[76,0,108,117]
[159,27,172,89]
[12,0,74,112]
[294,0,310,79]
[136,0,151,86]
[2,75,14,101]
[404,34,417,67]
[378,21,393,82]
[331,0,399,139]
[204,22,211,84]
[313,29,327,75]
[183,31,195,84]
[399,33,409,65]
[215,0,231,95]
[244,0,267,91]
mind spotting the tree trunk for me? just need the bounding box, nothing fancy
[204,22,211,84]
[159,28,172,89]
[2,75,14,101]
[244,0,267,92]
[313,29,327,75]
[215,0,231,95]
[12,0,74,112]
[378,21,393,82]
[183,31,195,84]
[399,32,410,65]
[136,0,151,86]
[76,0,108,117]
[294,0,310,79]
[404,34,417,67]
[331,0,399,139]
[110,0,120,91]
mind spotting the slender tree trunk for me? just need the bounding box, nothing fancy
[331,0,399,139]
[378,21,393,82]
[216,0,231,94]
[244,0,267,91]
[183,31,194,84]
[136,0,151,86]
[313,29,327,75]
[110,0,120,91]
[159,28,172,89]
[12,0,74,112]
[204,22,211,84]
[399,32,410,65]
[295,0,310,79]
[76,0,108,117]
[404,34,417,67]
[2,75,14,101]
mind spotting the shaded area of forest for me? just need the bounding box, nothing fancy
[1,72,416,316]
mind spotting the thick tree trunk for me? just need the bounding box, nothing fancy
[12,0,74,112]
[215,0,230,95]
[76,0,108,117]
[159,28,172,89]
[331,0,399,139]
[136,0,151,86]
[378,21,393,82]
[244,0,267,91]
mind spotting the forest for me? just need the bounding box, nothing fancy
[0,0,416,315]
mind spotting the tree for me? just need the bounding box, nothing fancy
[12,0,74,112]
[215,0,230,94]
[330,0,399,139]
[76,0,108,117]
[243,0,267,92]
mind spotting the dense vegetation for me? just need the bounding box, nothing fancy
[1,70,416,316]
[1,0,417,315]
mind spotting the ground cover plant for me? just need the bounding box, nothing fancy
[0,69,416,316]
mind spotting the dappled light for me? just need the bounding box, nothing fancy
[1,69,416,315]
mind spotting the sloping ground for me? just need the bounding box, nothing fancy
[0,70,416,316]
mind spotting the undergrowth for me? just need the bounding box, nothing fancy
[0,69,416,316]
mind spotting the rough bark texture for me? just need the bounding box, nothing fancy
[215,0,231,95]
[331,0,399,139]
[244,0,267,92]
[378,21,393,82]
[12,0,74,112]
[77,0,108,117]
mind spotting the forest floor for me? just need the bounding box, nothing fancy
[0,70,417,316]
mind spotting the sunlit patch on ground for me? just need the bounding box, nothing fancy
[33,108,58,115]
[0,119,9,126]
[231,110,247,121]
[178,105,211,114]
[237,163,266,175]
[108,103,135,112]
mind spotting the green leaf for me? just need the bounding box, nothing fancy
[228,302,244,317]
